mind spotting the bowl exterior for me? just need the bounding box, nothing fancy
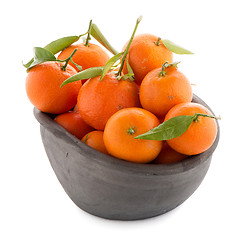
[35,95,219,220]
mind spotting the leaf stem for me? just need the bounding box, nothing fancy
[117,16,142,77]
[192,113,220,123]
[85,20,93,47]
[61,49,78,71]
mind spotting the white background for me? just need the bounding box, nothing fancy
[1,0,239,239]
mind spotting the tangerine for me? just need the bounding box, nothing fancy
[122,34,173,84]
[103,107,162,163]
[81,131,108,155]
[139,62,192,118]
[77,73,141,130]
[26,61,81,114]
[153,141,187,164]
[57,43,109,82]
[165,102,218,155]
[54,111,94,140]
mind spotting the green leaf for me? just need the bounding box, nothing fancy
[27,47,56,70]
[83,132,90,143]
[22,59,34,68]
[100,52,123,81]
[34,47,56,61]
[125,55,135,82]
[161,39,194,54]
[61,66,104,87]
[44,35,80,54]
[91,23,119,55]
[119,73,135,81]
[71,58,82,71]
[135,115,194,140]
[23,35,80,68]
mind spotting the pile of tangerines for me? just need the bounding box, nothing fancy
[24,17,219,164]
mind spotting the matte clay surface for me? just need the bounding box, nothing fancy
[34,95,219,220]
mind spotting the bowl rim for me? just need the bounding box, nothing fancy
[34,94,220,176]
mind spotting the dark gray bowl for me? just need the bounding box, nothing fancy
[34,95,219,220]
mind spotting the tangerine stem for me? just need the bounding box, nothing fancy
[158,61,180,77]
[127,127,136,135]
[85,19,93,47]
[155,37,161,46]
[159,61,169,77]
[117,16,142,77]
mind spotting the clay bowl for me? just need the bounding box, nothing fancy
[34,95,219,221]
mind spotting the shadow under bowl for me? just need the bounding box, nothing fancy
[34,94,219,220]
